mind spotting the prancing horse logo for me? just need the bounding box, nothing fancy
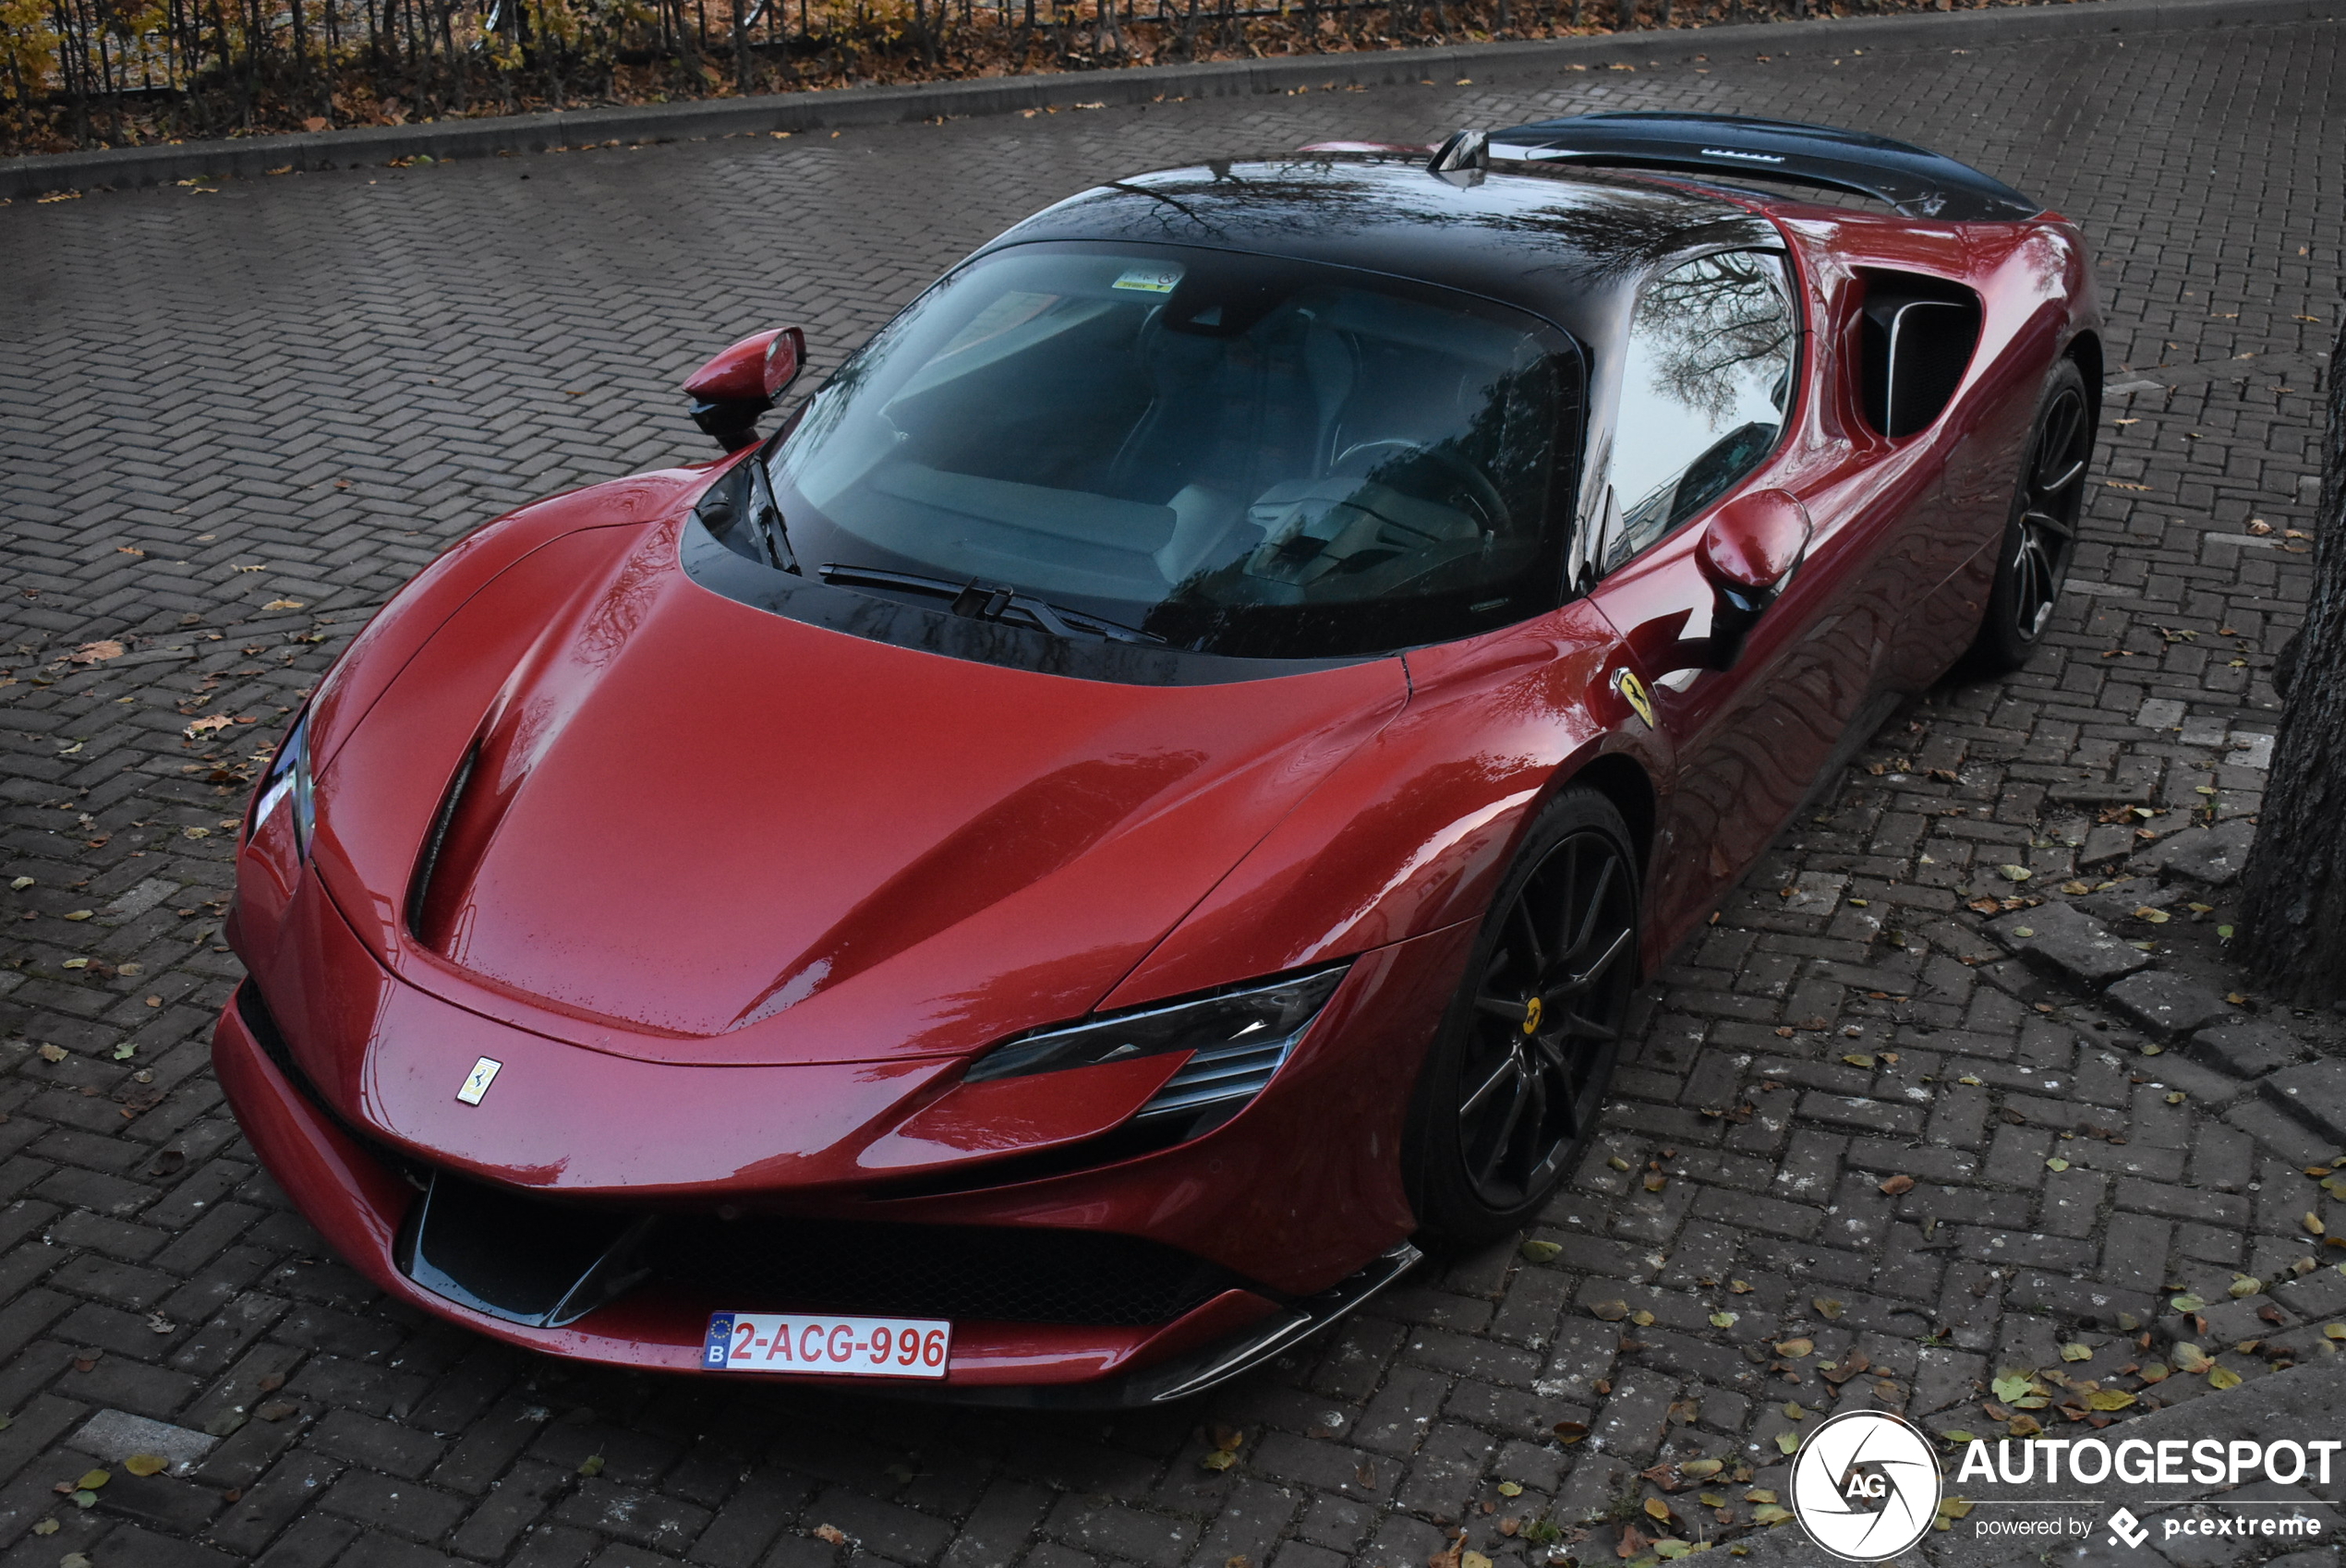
[1614,668,1657,730]
[457,1057,502,1105]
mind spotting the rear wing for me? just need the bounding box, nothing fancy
[1485,112,2042,223]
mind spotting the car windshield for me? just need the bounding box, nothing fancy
[761,241,1582,660]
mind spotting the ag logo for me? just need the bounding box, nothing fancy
[1788,1409,1943,1562]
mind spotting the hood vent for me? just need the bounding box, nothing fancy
[406,744,480,947]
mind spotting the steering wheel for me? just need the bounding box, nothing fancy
[1333,439,1511,534]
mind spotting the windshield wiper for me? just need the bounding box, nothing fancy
[744,460,798,574]
[818,564,1164,646]
[694,460,798,574]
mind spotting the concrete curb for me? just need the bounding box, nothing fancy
[4,0,2340,200]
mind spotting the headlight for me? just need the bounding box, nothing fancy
[250,713,315,859]
[966,965,1349,1127]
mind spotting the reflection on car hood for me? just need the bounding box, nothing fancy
[358,521,1409,1058]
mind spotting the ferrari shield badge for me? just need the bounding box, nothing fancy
[456,1056,502,1105]
[1613,668,1656,730]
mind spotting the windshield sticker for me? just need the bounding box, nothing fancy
[1112,265,1183,295]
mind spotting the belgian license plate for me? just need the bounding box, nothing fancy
[702,1312,950,1378]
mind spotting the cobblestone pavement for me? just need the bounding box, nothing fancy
[5,8,2346,1568]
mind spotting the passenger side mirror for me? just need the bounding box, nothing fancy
[1695,488,1811,670]
[683,327,807,452]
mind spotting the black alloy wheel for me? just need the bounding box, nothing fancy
[1409,789,1639,1244]
[1973,359,2091,670]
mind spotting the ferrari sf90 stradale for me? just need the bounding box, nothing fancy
[218,114,2097,1403]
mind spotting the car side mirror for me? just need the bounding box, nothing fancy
[683,327,807,452]
[1694,488,1811,670]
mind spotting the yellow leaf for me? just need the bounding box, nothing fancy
[2307,1213,2327,1236]
[77,1470,109,1490]
[1647,1498,1673,1522]
[1520,1239,1562,1263]
[2046,1158,2070,1172]
[1592,1300,1628,1321]
[577,1455,605,1478]
[1813,1297,1844,1319]
[1464,1554,1494,1568]
[1939,1498,1974,1519]
[2207,1365,2243,1391]
[1753,1504,1793,1525]
[2060,1343,2093,1362]
[2229,1277,2262,1298]
[1709,1312,1737,1329]
[1681,1459,1723,1480]
[1630,1310,1656,1327]
[30,1520,58,1536]
[1776,1432,1800,1455]
[1774,1338,1813,1358]
[1201,1449,1236,1472]
[2087,1391,2135,1411]
[1497,1480,1523,1497]
[1552,1419,1590,1443]
[122,1453,168,1477]
[1653,1541,1694,1560]
[2325,1325,2346,1342]
[1784,1403,1808,1420]
[2007,1416,2042,1438]
[261,598,306,610]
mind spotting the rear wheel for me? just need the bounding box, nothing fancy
[1971,359,2091,671]
[1408,788,1639,1246]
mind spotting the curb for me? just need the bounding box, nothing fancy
[4,0,2340,200]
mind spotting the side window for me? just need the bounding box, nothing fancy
[1604,250,1798,568]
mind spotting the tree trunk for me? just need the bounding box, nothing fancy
[1615,0,1634,28]
[2236,318,2346,1005]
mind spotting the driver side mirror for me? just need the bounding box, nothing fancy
[1695,488,1811,670]
[683,327,807,452]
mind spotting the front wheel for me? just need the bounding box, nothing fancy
[1406,787,1639,1247]
[1970,358,2091,671]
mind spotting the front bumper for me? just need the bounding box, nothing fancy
[213,895,1474,1400]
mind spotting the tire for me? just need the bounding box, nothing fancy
[1969,357,2092,672]
[1406,786,1640,1247]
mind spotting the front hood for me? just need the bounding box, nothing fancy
[315,519,1407,1064]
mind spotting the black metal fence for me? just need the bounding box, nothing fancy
[1,0,1915,155]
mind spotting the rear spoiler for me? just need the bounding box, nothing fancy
[1484,112,2042,223]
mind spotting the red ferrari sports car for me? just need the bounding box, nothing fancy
[215,113,2098,1404]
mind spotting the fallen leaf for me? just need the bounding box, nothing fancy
[1355,1462,1376,1487]
[2308,1213,2327,1236]
[1592,1300,1628,1321]
[2007,1415,2042,1438]
[1681,1459,1723,1480]
[1520,1239,1562,1263]
[77,1470,108,1490]
[813,1525,847,1545]
[1776,1431,1800,1455]
[2325,1325,2346,1342]
[1775,1337,1815,1358]
[1939,1430,1977,1444]
[256,1400,298,1421]
[2170,1294,2207,1313]
[1843,1054,1876,1069]
[2060,1343,2094,1362]
[2086,1391,2135,1411]
[149,1150,187,1176]
[1553,1421,1589,1444]
[1999,865,2032,882]
[2229,1277,2263,1298]
[123,1453,168,1477]
[1645,1498,1673,1523]
[1643,1174,1667,1193]
[1630,1309,1656,1327]
[69,640,127,664]
[1753,1504,1793,1525]
[1709,1312,1737,1329]
[1991,1372,2033,1403]
[37,1044,67,1063]
[2046,1158,2070,1172]
[261,599,306,610]
[1618,1525,1652,1560]
[1652,1542,1694,1561]
[1813,1297,1844,1320]
[1201,1449,1236,1472]
[30,1518,58,1534]
[2207,1365,2243,1391]
[62,910,91,922]
[577,1454,605,1477]
[185,716,233,737]
[1607,1156,1632,1171]
[1879,1174,1915,1197]
[1497,1479,1523,1497]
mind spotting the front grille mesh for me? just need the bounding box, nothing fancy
[642,1215,1241,1326]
